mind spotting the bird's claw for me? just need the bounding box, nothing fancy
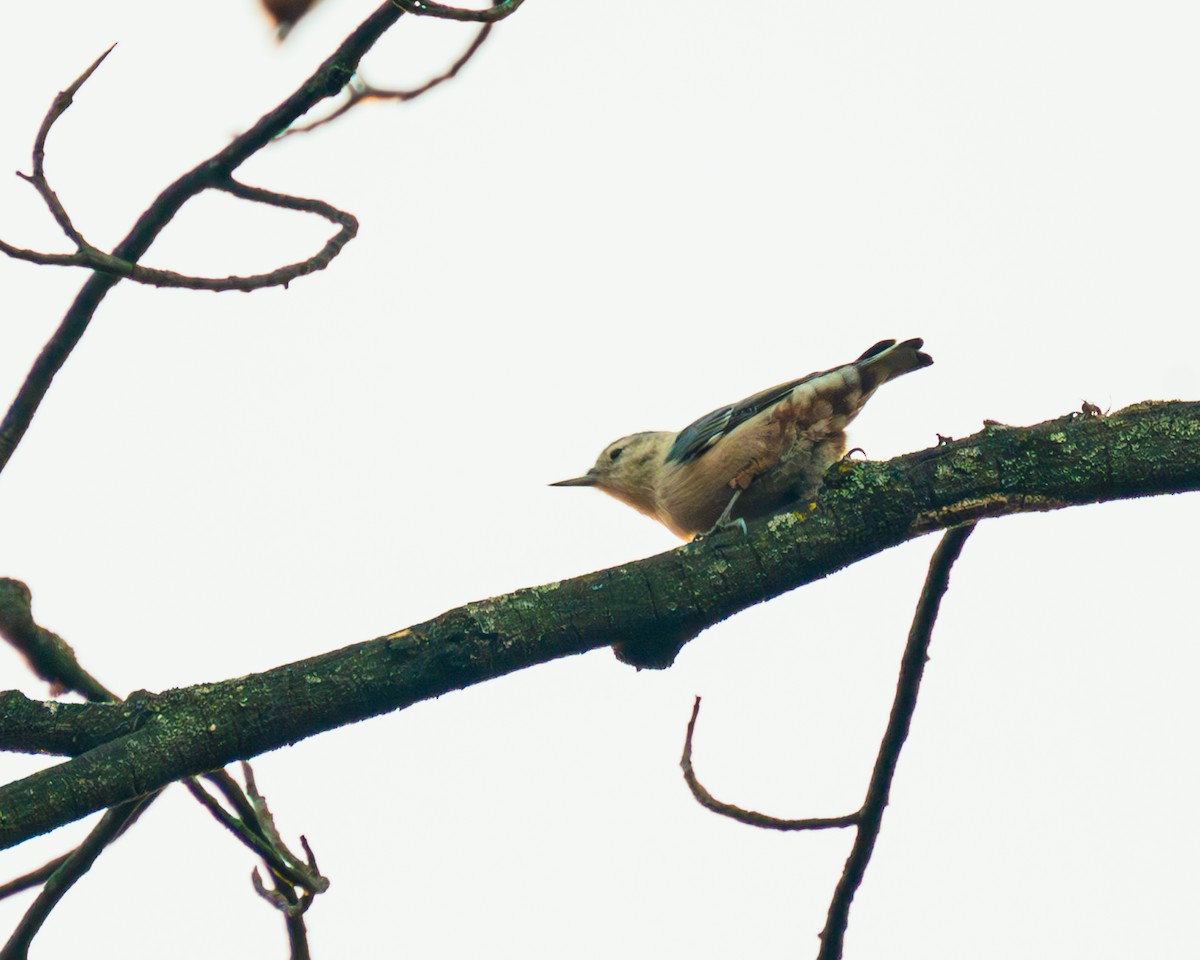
[693,516,748,543]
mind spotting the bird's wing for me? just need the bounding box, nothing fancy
[664,339,927,466]
[665,375,820,465]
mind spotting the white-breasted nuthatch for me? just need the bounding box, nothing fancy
[552,338,933,540]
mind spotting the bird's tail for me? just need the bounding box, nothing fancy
[854,338,933,392]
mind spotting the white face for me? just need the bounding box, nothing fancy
[589,434,662,488]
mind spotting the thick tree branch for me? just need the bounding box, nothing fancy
[0,580,323,951]
[0,401,1196,849]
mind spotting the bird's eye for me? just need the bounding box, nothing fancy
[609,447,624,461]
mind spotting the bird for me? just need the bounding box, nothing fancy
[551,338,933,541]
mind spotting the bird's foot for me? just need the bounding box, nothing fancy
[692,515,748,543]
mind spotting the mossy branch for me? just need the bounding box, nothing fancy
[0,400,1197,850]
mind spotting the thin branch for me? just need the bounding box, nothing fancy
[0,796,153,960]
[13,45,116,248]
[0,241,93,268]
[183,778,328,894]
[240,767,316,960]
[0,858,69,902]
[1,177,358,292]
[286,20,493,135]
[283,905,312,960]
[252,868,315,919]
[0,578,116,702]
[0,1,412,476]
[817,523,976,960]
[239,763,325,886]
[391,0,524,22]
[204,768,265,828]
[0,576,139,955]
[0,577,322,954]
[254,860,314,960]
[680,697,860,831]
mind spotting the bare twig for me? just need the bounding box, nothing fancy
[0,241,95,268]
[0,796,153,960]
[204,768,265,828]
[3,172,358,292]
[187,764,324,960]
[253,863,315,960]
[0,578,116,702]
[184,777,328,895]
[239,763,321,878]
[0,577,323,955]
[286,21,493,136]
[13,45,116,248]
[252,869,316,920]
[817,523,976,960]
[237,768,319,960]
[0,1,412,476]
[283,905,312,960]
[0,576,150,957]
[679,525,975,956]
[681,697,860,832]
[0,857,69,902]
[391,0,524,22]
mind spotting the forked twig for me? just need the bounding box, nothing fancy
[14,45,116,248]
[681,524,976,959]
[817,523,975,959]
[185,772,328,895]
[0,579,326,956]
[0,797,153,960]
[0,858,68,902]
[286,20,493,136]
[0,1,409,476]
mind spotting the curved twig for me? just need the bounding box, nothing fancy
[681,697,860,831]
[286,20,493,136]
[0,577,324,954]
[817,523,975,960]
[184,779,328,894]
[0,2,409,476]
[391,0,524,22]
[683,526,975,955]
[13,45,116,248]
[1,178,358,292]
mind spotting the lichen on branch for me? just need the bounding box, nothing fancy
[0,400,1197,850]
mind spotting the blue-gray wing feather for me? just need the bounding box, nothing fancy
[666,374,821,465]
[665,339,926,465]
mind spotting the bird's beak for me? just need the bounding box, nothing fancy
[549,475,597,487]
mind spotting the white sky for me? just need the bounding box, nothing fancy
[1,1,1198,957]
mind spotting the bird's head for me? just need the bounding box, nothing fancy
[550,431,671,518]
